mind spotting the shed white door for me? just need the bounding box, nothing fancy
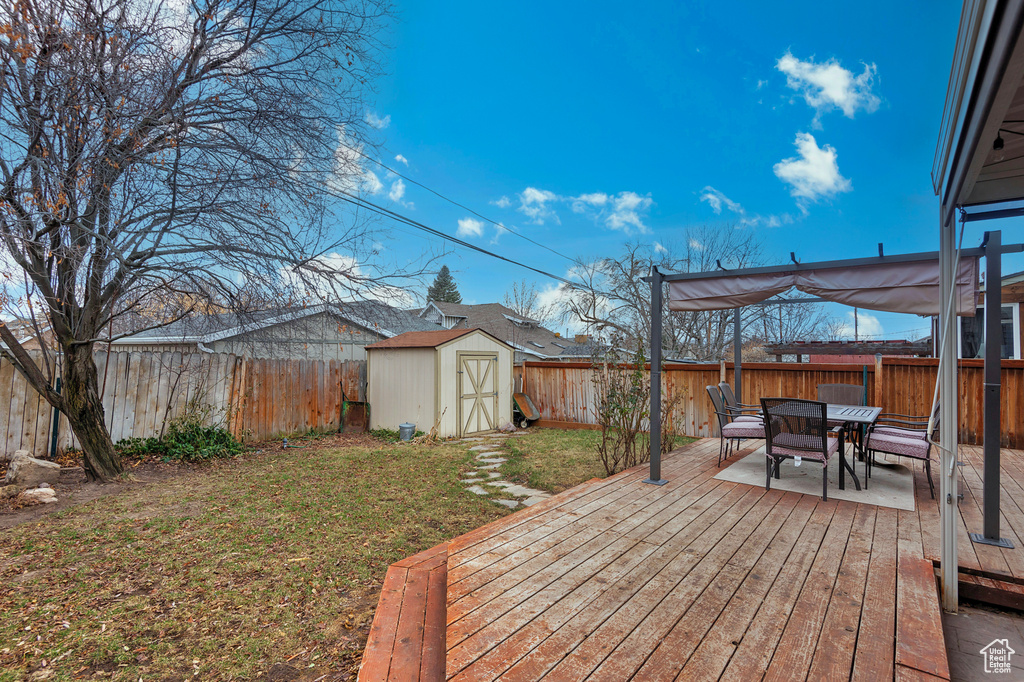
[458,353,498,436]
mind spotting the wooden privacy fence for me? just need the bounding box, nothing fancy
[1,351,366,458]
[521,357,1024,448]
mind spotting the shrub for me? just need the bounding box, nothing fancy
[116,416,242,463]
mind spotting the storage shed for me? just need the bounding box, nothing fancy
[365,328,513,438]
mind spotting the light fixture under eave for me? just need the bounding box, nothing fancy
[994,133,1005,150]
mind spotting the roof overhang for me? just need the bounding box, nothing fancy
[111,303,401,346]
[934,0,1024,225]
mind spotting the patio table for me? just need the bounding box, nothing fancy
[827,404,882,491]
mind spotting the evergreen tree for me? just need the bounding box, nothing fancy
[427,265,463,303]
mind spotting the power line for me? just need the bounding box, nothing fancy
[336,190,577,287]
[342,143,577,263]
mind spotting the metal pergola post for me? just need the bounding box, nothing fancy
[733,308,742,402]
[645,266,666,486]
[972,230,1013,547]
[938,216,959,613]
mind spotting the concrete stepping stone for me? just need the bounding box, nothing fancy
[495,499,520,509]
[486,472,501,478]
[477,457,506,464]
[479,463,503,470]
[522,496,549,507]
[466,485,491,496]
[469,445,494,451]
[461,477,485,484]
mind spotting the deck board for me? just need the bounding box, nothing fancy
[444,439,949,681]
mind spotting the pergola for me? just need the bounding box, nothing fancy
[643,0,1024,615]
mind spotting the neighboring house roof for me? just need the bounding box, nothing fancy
[112,300,438,345]
[365,328,477,349]
[418,301,601,360]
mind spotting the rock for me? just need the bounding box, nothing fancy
[495,499,520,509]
[38,482,51,489]
[1,484,23,499]
[19,488,58,505]
[465,485,490,496]
[3,454,61,488]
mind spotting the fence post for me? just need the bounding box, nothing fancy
[874,353,883,409]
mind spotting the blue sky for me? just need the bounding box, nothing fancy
[351,0,1021,340]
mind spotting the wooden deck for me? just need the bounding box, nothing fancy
[361,438,1024,680]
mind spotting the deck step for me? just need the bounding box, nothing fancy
[895,555,951,680]
[358,543,448,682]
[958,570,1024,611]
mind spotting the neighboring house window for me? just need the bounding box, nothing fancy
[959,302,1020,359]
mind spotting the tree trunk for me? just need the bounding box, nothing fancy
[63,344,122,481]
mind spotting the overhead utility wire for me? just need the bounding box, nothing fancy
[337,190,577,287]
[343,144,576,263]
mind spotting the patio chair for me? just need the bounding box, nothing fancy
[718,381,762,422]
[707,385,764,467]
[864,406,940,498]
[817,382,867,449]
[761,398,843,501]
[816,383,865,406]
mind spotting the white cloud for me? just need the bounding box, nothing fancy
[394,154,409,166]
[456,217,485,238]
[776,52,880,122]
[773,133,851,203]
[836,310,883,340]
[517,187,560,225]
[388,178,406,203]
[688,238,704,251]
[700,187,743,215]
[756,79,768,90]
[331,126,386,195]
[698,185,792,228]
[654,242,669,254]
[362,169,384,195]
[365,111,391,129]
[492,195,512,209]
[606,191,653,233]
[571,192,609,212]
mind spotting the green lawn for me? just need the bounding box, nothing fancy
[0,438,507,681]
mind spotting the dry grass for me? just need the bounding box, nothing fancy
[0,436,507,681]
[496,428,696,494]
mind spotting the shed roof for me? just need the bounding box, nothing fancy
[364,328,478,349]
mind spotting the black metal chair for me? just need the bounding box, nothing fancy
[816,383,865,406]
[761,397,843,501]
[718,381,762,421]
[864,405,939,498]
[707,385,764,467]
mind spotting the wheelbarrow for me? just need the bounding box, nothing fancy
[513,392,540,429]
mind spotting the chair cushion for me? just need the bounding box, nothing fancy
[872,426,927,440]
[767,433,838,462]
[722,422,764,439]
[732,415,763,423]
[865,432,931,459]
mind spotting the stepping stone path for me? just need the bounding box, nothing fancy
[457,432,551,509]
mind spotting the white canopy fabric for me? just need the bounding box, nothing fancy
[667,257,979,316]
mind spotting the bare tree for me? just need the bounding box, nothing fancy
[0,0,396,480]
[560,227,839,361]
[502,279,557,326]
